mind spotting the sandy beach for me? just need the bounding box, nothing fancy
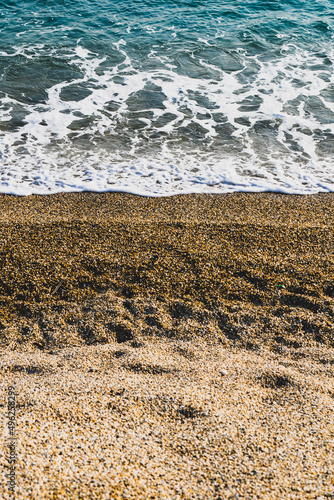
[0,192,334,499]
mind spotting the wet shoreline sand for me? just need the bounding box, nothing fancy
[0,192,333,499]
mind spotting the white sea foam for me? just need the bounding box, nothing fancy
[0,41,333,195]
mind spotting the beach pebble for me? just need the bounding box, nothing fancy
[220,370,228,376]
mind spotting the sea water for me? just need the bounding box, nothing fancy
[0,0,333,195]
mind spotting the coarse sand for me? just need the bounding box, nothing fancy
[0,192,333,499]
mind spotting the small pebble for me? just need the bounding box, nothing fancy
[220,370,228,376]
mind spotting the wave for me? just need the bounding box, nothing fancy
[0,0,333,195]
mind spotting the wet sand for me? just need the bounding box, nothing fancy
[0,192,333,499]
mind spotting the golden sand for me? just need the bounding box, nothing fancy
[0,192,333,499]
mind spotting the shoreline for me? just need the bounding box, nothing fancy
[1,191,334,223]
[0,191,333,498]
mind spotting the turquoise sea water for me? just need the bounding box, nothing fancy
[0,0,334,194]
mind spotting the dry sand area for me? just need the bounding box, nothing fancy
[0,192,334,499]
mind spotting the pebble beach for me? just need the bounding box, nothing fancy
[0,192,334,499]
